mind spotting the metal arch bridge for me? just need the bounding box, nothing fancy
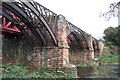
[0,0,99,51]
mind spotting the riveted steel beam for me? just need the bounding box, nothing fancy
[2,2,47,46]
[19,0,57,46]
[2,9,34,46]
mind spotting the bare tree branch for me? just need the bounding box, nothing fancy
[100,1,120,21]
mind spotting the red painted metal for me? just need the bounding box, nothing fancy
[0,16,21,33]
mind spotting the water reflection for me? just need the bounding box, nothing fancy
[77,64,119,78]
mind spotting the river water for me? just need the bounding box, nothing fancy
[77,64,120,79]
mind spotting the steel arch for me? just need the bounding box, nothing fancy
[18,0,57,46]
[2,9,34,46]
[1,0,98,51]
[2,2,47,46]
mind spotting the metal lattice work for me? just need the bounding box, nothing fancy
[2,2,48,46]
[1,0,99,51]
[1,9,34,46]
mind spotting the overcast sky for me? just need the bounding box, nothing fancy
[35,0,119,39]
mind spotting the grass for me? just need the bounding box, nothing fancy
[97,46,119,65]
[98,54,119,65]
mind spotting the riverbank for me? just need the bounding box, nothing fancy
[76,52,119,78]
[77,63,119,78]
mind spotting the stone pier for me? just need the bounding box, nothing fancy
[87,35,94,59]
[98,40,104,56]
[56,15,77,77]
[56,15,70,65]
[27,15,70,67]
[83,50,88,62]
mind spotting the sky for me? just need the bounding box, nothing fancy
[35,0,119,39]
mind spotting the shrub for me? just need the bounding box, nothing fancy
[2,63,77,79]
[2,64,28,78]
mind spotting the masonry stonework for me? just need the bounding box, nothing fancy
[83,51,88,62]
[87,35,94,59]
[56,15,70,66]
[98,40,104,56]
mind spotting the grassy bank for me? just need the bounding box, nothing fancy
[98,54,119,65]
[98,46,119,65]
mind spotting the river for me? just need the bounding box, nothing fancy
[77,64,119,79]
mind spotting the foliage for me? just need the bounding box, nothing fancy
[2,64,28,78]
[103,26,119,55]
[26,72,54,78]
[101,1,120,20]
[99,54,118,64]
[98,47,119,64]
[101,1,120,62]
[104,26,119,46]
[2,63,77,79]
[118,25,120,54]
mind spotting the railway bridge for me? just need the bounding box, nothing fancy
[1,0,104,67]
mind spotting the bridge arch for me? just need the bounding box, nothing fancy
[2,1,94,48]
[2,2,47,46]
[1,9,34,46]
[1,0,101,66]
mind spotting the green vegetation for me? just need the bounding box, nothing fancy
[72,26,119,66]
[98,47,119,64]
[101,0,119,64]
[104,26,119,47]
[98,26,119,64]
[1,63,77,79]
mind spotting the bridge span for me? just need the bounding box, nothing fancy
[1,0,104,67]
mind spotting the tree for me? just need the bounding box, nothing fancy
[104,26,119,46]
[101,1,120,20]
[118,25,120,54]
[102,1,120,54]
[103,26,119,54]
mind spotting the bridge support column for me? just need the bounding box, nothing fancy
[83,50,88,62]
[88,35,94,59]
[90,50,94,59]
[56,15,70,66]
[98,40,104,56]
